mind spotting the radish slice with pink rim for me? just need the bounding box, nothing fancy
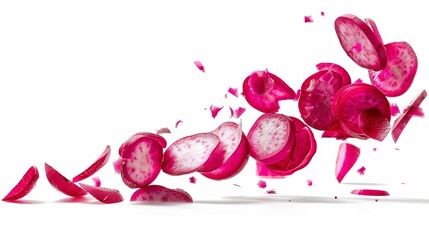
[72,145,111,183]
[2,166,39,201]
[45,163,87,197]
[247,113,296,165]
[391,89,427,143]
[335,142,360,183]
[334,14,387,71]
[79,183,124,204]
[351,189,390,196]
[119,132,167,156]
[130,185,193,203]
[368,42,418,97]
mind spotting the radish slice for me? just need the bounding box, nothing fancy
[247,113,296,165]
[194,60,205,72]
[72,145,111,183]
[392,89,427,143]
[242,69,296,113]
[79,183,123,204]
[45,163,87,197]
[335,142,360,183]
[358,108,391,141]
[119,132,167,156]
[201,122,250,180]
[315,62,352,86]
[334,14,387,71]
[369,42,418,97]
[130,185,193,203]
[2,166,39,201]
[298,70,344,130]
[120,137,164,188]
[162,132,223,175]
[351,189,390,196]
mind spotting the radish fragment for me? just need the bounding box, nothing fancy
[210,105,224,118]
[194,60,205,72]
[257,180,267,189]
[391,89,427,143]
[72,145,111,183]
[189,176,196,184]
[351,189,390,196]
[79,183,123,204]
[130,185,193,203]
[2,166,39,201]
[334,14,387,70]
[335,143,360,183]
[357,166,366,175]
[228,87,239,97]
[92,176,101,187]
[390,102,401,116]
[45,163,87,197]
[175,120,183,128]
[304,15,313,23]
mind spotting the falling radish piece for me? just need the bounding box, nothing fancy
[130,185,193,203]
[2,166,39,202]
[79,183,124,204]
[209,105,224,118]
[92,176,101,187]
[351,189,390,196]
[335,142,360,183]
[45,163,87,197]
[194,60,205,72]
[72,145,111,183]
[257,180,267,189]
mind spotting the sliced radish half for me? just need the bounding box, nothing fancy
[72,145,111,183]
[79,183,124,204]
[45,163,87,197]
[335,143,360,183]
[130,185,193,203]
[2,166,39,201]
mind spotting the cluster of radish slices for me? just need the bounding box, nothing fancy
[1,14,425,203]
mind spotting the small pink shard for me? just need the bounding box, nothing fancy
[307,179,313,186]
[189,176,196,184]
[234,107,246,119]
[351,189,390,196]
[321,11,325,16]
[209,105,224,118]
[228,87,239,97]
[390,102,401,116]
[194,60,205,73]
[304,15,313,23]
[92,176,101,187]
[357,166,366,176]
[403,106,425,118]
[156,127,171,134]
[352,43,362,52]
[266,189,276,194]
[175,120,183,128]
[257,180,267,189]
[354,78,363,83]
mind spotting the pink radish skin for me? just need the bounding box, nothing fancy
[130,185,193,203]
[201,122,250,180]
[162,132,223,175]
[316,62,352,86]
[2,166,39,201]
[72,145,111,183]
[120,137,164,188]
[242,69,296,113]
[351,189,390,196]
[247,113,296,165]
[119,132,167,156]
[44,163,87,197]
[391,89,427,143]
[79,183,124,204]
[336,143,360,183]
[369,42,418,97]
[334,14,387,71]
[364,18,384,45]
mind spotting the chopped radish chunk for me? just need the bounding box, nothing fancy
[130,185,193,203]
[189,176,197,184]
[233,107,246,119]
[228,87,239,97]
[307,179,313,186]
[351,189,390,196]
[45,163,87,197]
[194,60,205,72]
[79,183,123,204]
[334,14,387,70]
[2,166,39,201]
[392,89,427,143]
[304,15,313,23]
[335,143,360,183]
[357,166,366,175]
[257,180,267,189]
[247,113,296,165]
[72,145,111,183]
[369,42,418,97]
[210,105,224,118]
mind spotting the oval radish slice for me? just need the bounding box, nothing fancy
[119,132,167,156]
[162,132,222,175]
[2,166,39,201]
[79,183,123,204]
[44,163,87,197]
[335,143,360,183]
[265,117,316,176]
[334,14,387,71]
[247,113,296,165]
[351,189,390,196]
[120,137,164,188]
[315,62,352,86]
[72,145,111,183]
[130,185,193,203]
[392,89,427,143]
[333,83,391,139]
[368,42,418,97]
[299,70,344,130]
[242,69,296,113]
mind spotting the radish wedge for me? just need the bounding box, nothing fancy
[247,113,296,165]
[2,166,39,201]
[334,14,387,71]
[391,89,427,143]
[358,108,391,141]
[119,132,167,156]
[79,183,123,204]
[201,121,250,180]
[162,132,223,175]
[369,42,418,97]
[120,137,164,188]
[242,69,296,113]
[72,145,111,183]
[45,163,87,197]
[351,189,390,196]
[335,143,360,183]
[130,185,193,203]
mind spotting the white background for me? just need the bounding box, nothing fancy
[0,0,428,239]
